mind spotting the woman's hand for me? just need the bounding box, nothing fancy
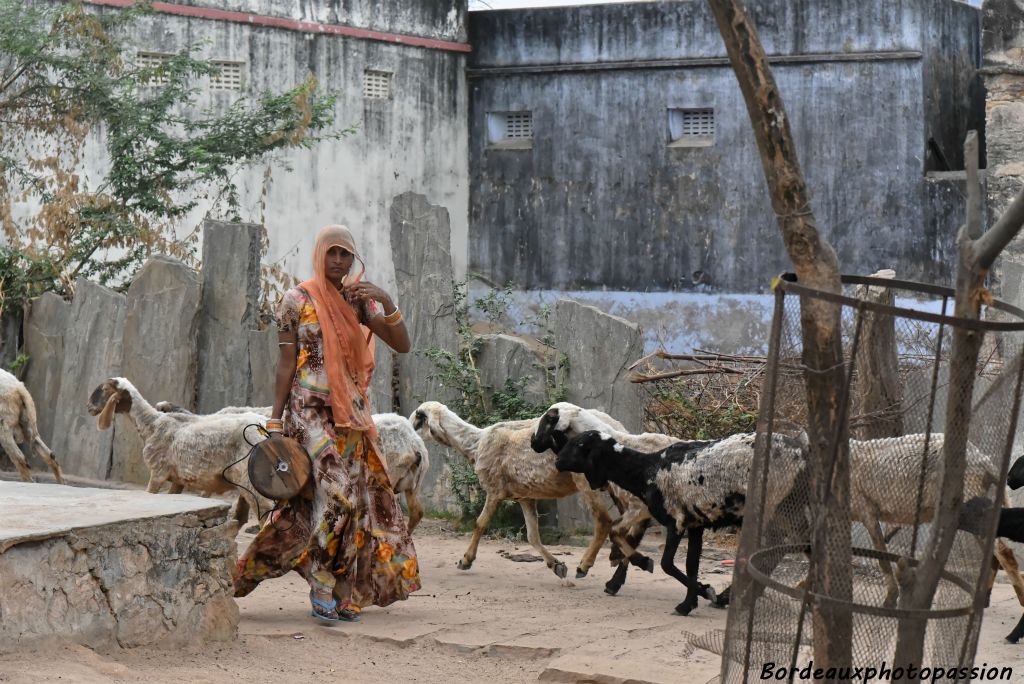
[345,281,395,313]
[348,281,411,353]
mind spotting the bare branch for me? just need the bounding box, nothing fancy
[975,183,1024,270]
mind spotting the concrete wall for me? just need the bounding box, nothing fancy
[985,0,1024,297]
[467,0,978,292]
[79,0,470,291]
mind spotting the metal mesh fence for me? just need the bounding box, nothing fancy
[720,274,1024,682]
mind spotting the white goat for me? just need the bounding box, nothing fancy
[155,402,430,533]
[88,378,272,525]
[410,400,626,580]
[0,368,64,484]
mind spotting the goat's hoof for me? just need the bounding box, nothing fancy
[701,584,717,604]
[1007,635,1021,645]
[643,558,655,573]
[712,586,731,608]
[553,562,568,579]
[604,584,621,596]
[575,567,588,579]
[243,524,261,534]
[674,601,696,616]
[456,559,472,571]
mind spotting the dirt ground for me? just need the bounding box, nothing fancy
[3,519,1024,683]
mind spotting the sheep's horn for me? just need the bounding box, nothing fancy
[97,391,121,431]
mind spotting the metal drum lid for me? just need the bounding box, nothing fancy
[247,434,313,500]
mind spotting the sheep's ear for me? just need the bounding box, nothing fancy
[97,391,122,430]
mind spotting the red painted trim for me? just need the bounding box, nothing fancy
[86,0,472,53]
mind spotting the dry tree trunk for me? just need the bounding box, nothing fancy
[855,269,904,439]
[706,0,853,674]
[893,134,1024,665]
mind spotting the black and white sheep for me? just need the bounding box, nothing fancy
[531,401,684,595]
[554,429,808,615]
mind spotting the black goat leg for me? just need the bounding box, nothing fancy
[604,519,652,596]
[660,526,714,616]
[1008,613,1024,644]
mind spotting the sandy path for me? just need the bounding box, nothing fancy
[2,519,1022,683]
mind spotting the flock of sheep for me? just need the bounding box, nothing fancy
[3,366,1024,642]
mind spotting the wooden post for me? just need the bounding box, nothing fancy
[706,0,852,675]
[854,269,904,439]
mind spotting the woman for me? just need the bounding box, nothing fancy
[233,224,420,622]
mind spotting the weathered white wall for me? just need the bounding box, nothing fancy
[9,2,469,294]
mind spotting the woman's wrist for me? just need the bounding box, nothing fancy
[380,298,397,316]
[266,417,284,433]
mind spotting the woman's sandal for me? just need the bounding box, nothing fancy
[310,592,361,623]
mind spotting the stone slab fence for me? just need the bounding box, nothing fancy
[22,221,275,484]
[19,202,647,535]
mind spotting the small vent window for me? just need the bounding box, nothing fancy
[136,52,174,86]
[363,70,392,99]
[668,108,715,147]
[486,111,533,149]
[210,61,243,91]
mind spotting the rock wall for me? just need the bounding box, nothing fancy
[197,220,263,413]
[552,299,644,531]
[0,483,238,650]
[115,257,202,484]
[49,279,126,481]
[390,192,461,512]
[22,293,69,449]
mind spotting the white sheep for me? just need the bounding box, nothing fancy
[0,368,64,484]
[410,400,627,580]
[154,402,431,533]
[531,401,684,594]
[88,377,272,526]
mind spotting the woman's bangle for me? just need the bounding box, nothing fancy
[266,418,284,434]
[383,307,402,326]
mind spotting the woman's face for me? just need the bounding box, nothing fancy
[325,245,354,284]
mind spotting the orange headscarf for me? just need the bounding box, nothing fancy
[300,225,376,436]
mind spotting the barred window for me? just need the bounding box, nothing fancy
[210,61,243,91]
[363,70,392,99]
[486,111,533,148]
[668,108,715,147]
[136,52,174,86]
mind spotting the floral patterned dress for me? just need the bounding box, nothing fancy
[233,287,421,612]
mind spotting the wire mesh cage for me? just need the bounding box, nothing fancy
[720,273,1024,682]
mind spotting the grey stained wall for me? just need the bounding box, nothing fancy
[467,0,981,292]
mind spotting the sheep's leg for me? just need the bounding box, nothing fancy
[234,494,252,527]
[575,489,612,578]
[519,499,567,579]
[863,514,899,608]
[660,526,716,616]
[0,428,33,482]
[145,475,167,494]
[30,437,64,484]
[404,488,424,535]
[995,540,1024,612]
[458,493,502,571]
[607,506,656,573]
[605,518,653,596]
[167,483,185,494]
